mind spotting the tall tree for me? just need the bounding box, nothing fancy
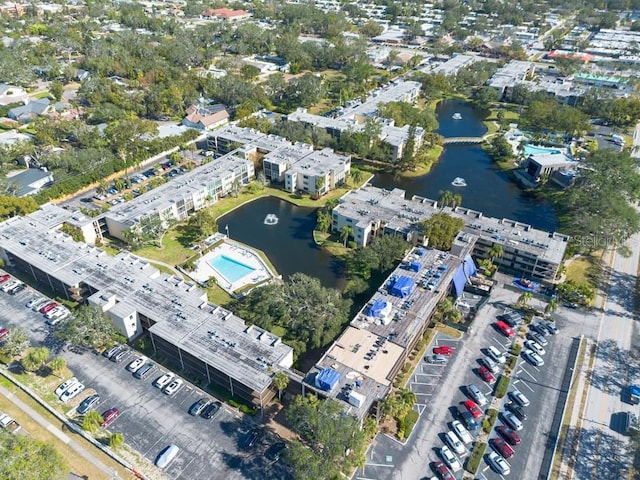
[54,305,117,350]
[0,430,69,479]
[273,371,290,401]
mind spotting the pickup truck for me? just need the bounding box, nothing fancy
[0,413,21,433]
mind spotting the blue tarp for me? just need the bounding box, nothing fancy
[315,368,341,391]
[409,261,421,272]
[366,299,387,318]
[453,255,479,297]
[390,276,415,298]
[513,278,540,292]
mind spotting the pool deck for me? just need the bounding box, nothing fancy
[191,238,276,294]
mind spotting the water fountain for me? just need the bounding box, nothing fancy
[263,214,279,225]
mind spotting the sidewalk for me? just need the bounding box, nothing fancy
[0,384,116,480]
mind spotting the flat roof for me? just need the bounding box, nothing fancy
[334,186,568,264]
[0,207,293,393]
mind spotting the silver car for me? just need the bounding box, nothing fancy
[487,450,511,475]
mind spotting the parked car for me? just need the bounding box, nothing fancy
[100,408,120,427]
[531,323,549,337]
[481,356,499,374]
[242,428,262,450]
[505,402,528,421]
[30,298,49,311]
[103,344,123,359]
[55,377,78,397]
[440,446,462,472]
[434,461,455,480]
[425,354,447,365]
[111,349,129,363]
[433,345,454,356]
[155,445,180,469]
[451,420,473,445]
[524,339,546,356]
[444,431,466,455]
[40,302,59,314]
[508,389,530,408]
[1,280,19,293]
[0,329,8,341]
[478,366,496,384]
[467,384,488,407]
[189,398,210,416]
[133,363,155,379]
[487,345,506,364]
[527,331,548,346]
[458,409,479,431]
[496,320,515,338]
[60,381,85,403]
[126,357,146,373]
[153,372,175,389]
[463,400,483,419]
[8,283,25,295]
[265,442,287,462]
[491,437,515,459]
[77,394,101,414]
[162,379,183,395]
[503,412,523,431]
[201,401,222,419]
[0,274,10,284]
[543,322,558,334]
[522,349,544,367]
[496,425,521,446]
[487,450,511,475]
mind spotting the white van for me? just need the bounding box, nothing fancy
[60,381,85,403]
[487,346,506,364]
[155,445,180,469]
[444,431,466,455]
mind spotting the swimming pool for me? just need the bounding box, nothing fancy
[523,145,562,156]
[208,255,256,284]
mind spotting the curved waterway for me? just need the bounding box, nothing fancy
[373,99,557,231]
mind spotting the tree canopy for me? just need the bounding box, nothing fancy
[54,305,118,350]
[0,430,68,480]
[422,213,465,251]
[284,394,368,480]
[229,273,351,357]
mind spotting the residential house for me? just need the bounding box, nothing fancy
[201,8,250,21]
[0,83,28,106]
[7,168,54,196]
[521,152,577,183]
[8,98,51,123]
[181,104,229,131]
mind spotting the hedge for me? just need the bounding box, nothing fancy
[510,342,523,356]
[495,375,511,398]
[482,408,499,433]
[397,410,419,440]
[465,441,487,474]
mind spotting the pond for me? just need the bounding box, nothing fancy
[373,99,558,231]
[217,196,345,290]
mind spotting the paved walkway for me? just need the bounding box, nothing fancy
[0,384,116,480]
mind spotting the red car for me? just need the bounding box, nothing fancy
[463,400,483,419]
[100,408,120,427]
[40,302,58,314]
[0,274,10,284]
[433,345,455,356]
[496,320,515,338]
[0,329,8,341]
[491,437,515,459]
[497,425,522,446]
[434,461,455,480]
[478,365,496,384]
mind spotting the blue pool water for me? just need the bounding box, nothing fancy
[523,145,562,156]
[208,255,255,284]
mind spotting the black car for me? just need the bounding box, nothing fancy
[201,401,222,419]
[189,398,210,416]
[265,442,287,462]
[505,402,528,421]
[77,394,101,414]
[242,428,263,450]
[8,284,26,295]
[458,408,479,431]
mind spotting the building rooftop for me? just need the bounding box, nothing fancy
[335,186,568,264]
[527,152,576,167]
[426,54,477,75]
[0,207,293,393]
[288,148,350,177]
[339,80,421,119]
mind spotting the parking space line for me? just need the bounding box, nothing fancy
[491,337,509,351]
[518,367,537,382]
[363,462,395,468]
[515,379,535,392]
[355,476,379,480]
[414,372,442,377]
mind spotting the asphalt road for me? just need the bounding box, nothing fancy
[353,283,589,480]
[0,276,291,480]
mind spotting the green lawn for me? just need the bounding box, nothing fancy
[565,254,601,291]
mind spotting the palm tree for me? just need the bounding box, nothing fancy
[451,193,462,209]
[517,291,533,307]
[487,242,504,274]
[544,297,558,317]
[340,225,353,247]
[351,169,365,186]
[438,190,454,209]
[273,371,289,401]
[96,180,108,196]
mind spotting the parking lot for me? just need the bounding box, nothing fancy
[353,283,579,480]
[0,273,290,480]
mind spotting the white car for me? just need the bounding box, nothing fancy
[162,379,183,396]
[45,306,67,320]
[487,345,506,364]
[444,431,466,455]
[481,356,499,374]
[1,280,19,292]
[55,377,78,397]
[451,420,473,445]
[440,445,462,472]
[522,349,544,367]
[127,357,146,373]
[524,339,546,356]
[31,298,50,312]
[509,389,531,407]
[46,312,68,326]
[26,297,43,309]
[487,450,511,475]
[153,372,175,389]
[59,381,85,403]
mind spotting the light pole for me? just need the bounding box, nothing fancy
[225,224,229,239]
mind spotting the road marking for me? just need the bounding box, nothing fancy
[516,379,535,393]
[410,381,437,386]
[414,372,443,377]
[518,367,537,382]
[355,476,380,480]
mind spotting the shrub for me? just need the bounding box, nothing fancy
[402,410,419,439]
[482,408,498,433]
[510,342,523,356]
[494,375,510,398]
[507,355,518,371]
[465,441,487,474]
